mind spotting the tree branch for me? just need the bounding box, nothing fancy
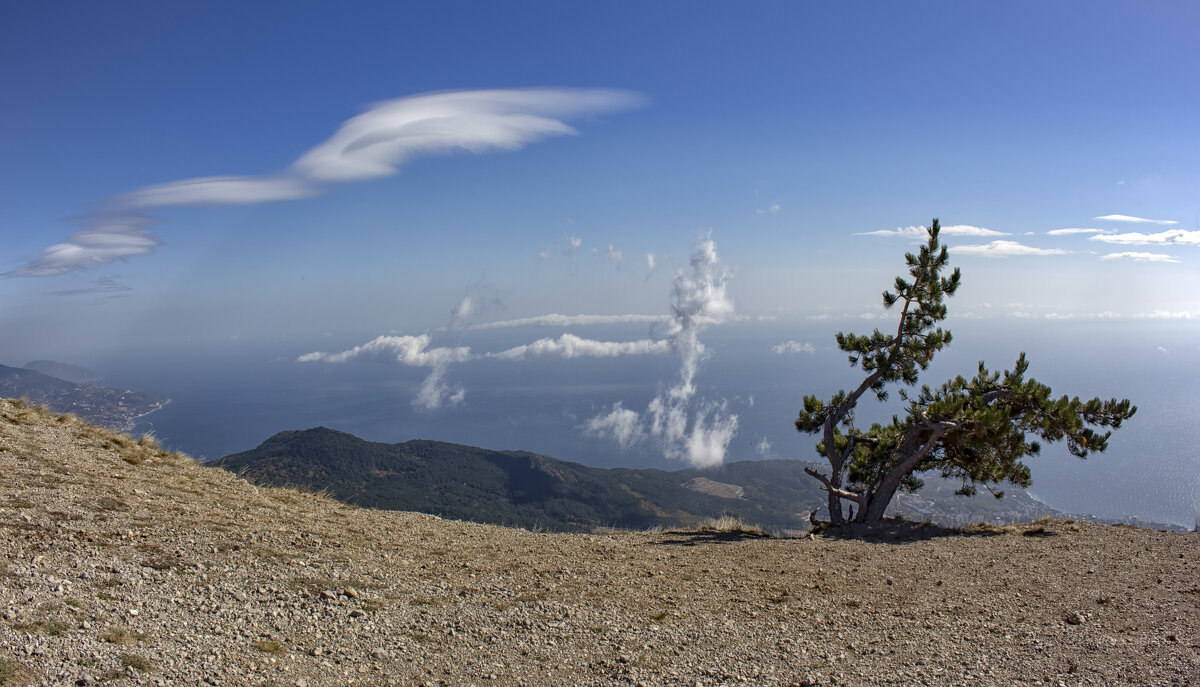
[803,467,864,503]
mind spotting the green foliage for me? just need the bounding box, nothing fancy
[795,219,1136,526]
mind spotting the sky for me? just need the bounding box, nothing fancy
[2,3,1199,503]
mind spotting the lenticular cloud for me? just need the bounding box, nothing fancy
[8,88,643,278]
[588,234,739,468]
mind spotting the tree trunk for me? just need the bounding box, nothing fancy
[827,490,845,525]
[861,477,901,525]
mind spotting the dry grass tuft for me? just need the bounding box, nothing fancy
[253,639,287,654]
[100,626,147,645]
[0,656,32,687]
[118,653,155,672]
[694,515,766,536]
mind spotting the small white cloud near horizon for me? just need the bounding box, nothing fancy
[772,341,815,354]
[1089,229,1200,247]
[605,243,623,265]
[448,278,503,330]
[1094,214,1178,225]
[297,334,472,410]
[488,333,670,360]
[756,202,781,215]
[8,87,644,279]
[857,224,1009,239]
[584,402,644,450]
[1100,251,1180,263]
[952,240,1069,258]
[756,437,772,457]
[469,313,669,330]
[1047,228,1112,236]
[564,234,583,258]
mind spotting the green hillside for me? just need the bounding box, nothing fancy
[208,427,1065,533]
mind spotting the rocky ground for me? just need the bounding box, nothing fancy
[1,398,1197,687]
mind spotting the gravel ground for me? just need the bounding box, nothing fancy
[2,398,1197,687]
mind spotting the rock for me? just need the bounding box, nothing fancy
[1065,611,1085,625]
[343,586,360,598]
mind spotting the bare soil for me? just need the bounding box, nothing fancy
[1,399,1197,686]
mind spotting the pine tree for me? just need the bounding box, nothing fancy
[795,219,1136,526]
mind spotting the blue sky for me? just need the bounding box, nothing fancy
[2,2,1199,476]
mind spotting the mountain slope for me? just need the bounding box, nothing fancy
[208,427,812,532]
[0,363,167,431]
[2,396,1197,687]
[209,427,1064,533]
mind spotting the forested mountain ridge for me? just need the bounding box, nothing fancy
[209,427,1066,533]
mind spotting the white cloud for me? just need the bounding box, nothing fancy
[584,235,740,467]
[1100,251,1180,263]
[756,202,781,215]
[1089,229,1200,246]
[298,334,471,366]
[297,334,472,410]
[7,218,163,278]
[488,333,670,360]
[644,252,658,280]
[1094,214,1178,225]
[1047,228,1111,236]
[564,234,583,257]
[605,243,623,264]
[756,437,772,457]
[772,340,815,354]
[469,313,668,330]
[952,240,1069,258]
[116,175,314,208]
[585,402,644,450]
[680,402,739,469]
[448,279,502,329]
[9,88,643,279]
[856,224,1009,239]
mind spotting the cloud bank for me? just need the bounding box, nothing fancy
[8,88,643,278]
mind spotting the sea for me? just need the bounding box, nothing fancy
[86,319,1200,530]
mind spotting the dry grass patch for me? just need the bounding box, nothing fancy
[253,639,287,654]
[9,617,72,636]
[100,626,147,645]
[118,653,155,672]
[692,515,767,536]
[0,657,33,687]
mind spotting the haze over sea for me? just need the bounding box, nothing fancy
[84,318,1199,530]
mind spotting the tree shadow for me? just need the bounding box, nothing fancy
[815,517,1056,543]
[650,529,776,546]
